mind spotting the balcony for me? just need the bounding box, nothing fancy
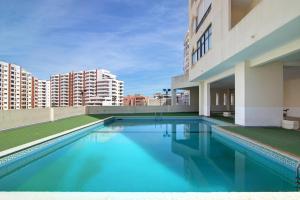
[171,73,199,90]
[190,0,300,81]
[230,0,262,29]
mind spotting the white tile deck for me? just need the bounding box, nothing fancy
[0,192,300,200]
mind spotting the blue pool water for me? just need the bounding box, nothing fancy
[0,118,297,192]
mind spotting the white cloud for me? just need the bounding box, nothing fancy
[0,0,187,95]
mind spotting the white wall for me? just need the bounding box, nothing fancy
[52,106,86,121]
[284,69,300,118]
[235,62,284,126]
[86,106,198,115]
[0,105,199,131]
[189,87,199,110]
[0,108,51,131]
[210,88,235,112]
[0,107,87,131]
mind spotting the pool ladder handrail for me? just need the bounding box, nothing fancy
[296,162,300,191]
[154,112,163,121]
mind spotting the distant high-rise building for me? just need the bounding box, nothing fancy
[0,61,45,110]
[50,69,124,107]
[184,31,190,74]
[1,61,123,109]
[37,80,51,108]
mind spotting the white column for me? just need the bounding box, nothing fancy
[226,88,231,111]
[199,82,204,116]
[203,81,211,116]
[235,61,284,126]
[171,89,177,106]
[199,81,210,116]
[189,87,199,110]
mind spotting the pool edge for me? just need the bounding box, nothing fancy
[0,117,114,159]
[212,126,300,170]
[0,192,299,200]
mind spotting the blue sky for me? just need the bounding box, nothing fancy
[0,0,188,96]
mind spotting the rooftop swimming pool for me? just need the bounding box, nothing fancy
[0,117,298,192]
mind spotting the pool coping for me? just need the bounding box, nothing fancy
[0,192,300,200]
[200,116,235,126]
[113,115,202,119]
[212,126,300,165]
[0,117,114,159]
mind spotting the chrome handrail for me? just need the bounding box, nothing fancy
[297,163,300,180]
[296,163,300,191]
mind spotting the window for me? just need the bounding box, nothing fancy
[230,93,235,106]
[191,25,212,65]
[196,0,212,32]
[192,50,197,65]
[208,25,212,49]
[216,93,219,106]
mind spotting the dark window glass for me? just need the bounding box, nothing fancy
[192,24,212,65]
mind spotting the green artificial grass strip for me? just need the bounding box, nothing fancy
[0,112,198,151]
[223,126,300,157]
[0,115,106,152]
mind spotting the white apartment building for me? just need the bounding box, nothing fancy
[94,69,124,106]
[0,61,42,110]
[37,80,51,108]
[0,61,51,110]
[172,0,300,127]
[50,69,124,107]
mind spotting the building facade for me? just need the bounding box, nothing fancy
[0,61,46,110]
[176,91,190,106]
[37,80,51,108]
[172,0,300,126]
[151,93,172,106]
[123,95,148,106]
[184,31,191,74]
[50,69,124,107]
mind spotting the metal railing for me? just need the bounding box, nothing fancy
[296,163,300,191]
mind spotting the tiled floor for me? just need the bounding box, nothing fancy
[0,192,300,200]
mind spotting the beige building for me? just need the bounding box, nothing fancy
[50,69,124,107]
[123,95,148,106]
[172,0,300,126]
[149,93,172,106]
